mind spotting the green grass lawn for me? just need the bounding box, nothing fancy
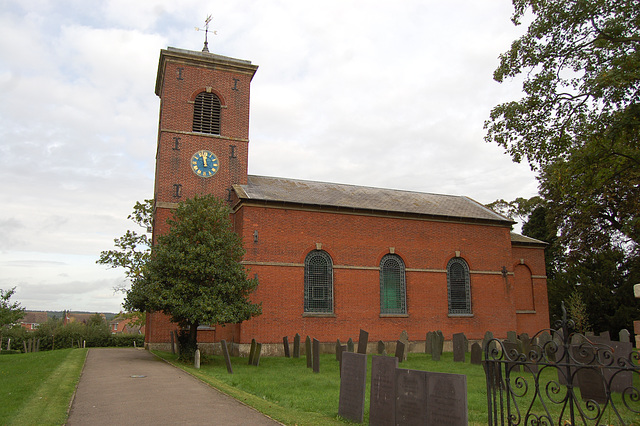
[0,348,87,425]
[156,350,640,426]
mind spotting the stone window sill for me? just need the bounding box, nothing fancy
[302,313,336,318]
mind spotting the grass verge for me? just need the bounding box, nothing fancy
[0,348,87,425]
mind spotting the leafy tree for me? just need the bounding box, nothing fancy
[1,287,25,329]
[125,195,261,360]
[97,199,153,293]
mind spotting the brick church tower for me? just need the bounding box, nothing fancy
[147,47,258,346]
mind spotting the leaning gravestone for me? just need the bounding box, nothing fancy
[377,340,386,355]
[293,333,301,358]
[619,328,631,343]
[313,338,320,373]
[425,331,434,354]
[283,336,290,358]
[470,342,482,365]
[248,338,257,365]
[335,339,342,361]
[394,340,405,363]
[357,329,369,354]
[170,331,175,354]
[252,343,262,366]
[338,344,348,376]
[221,339,233,374]
[399,331,409,361]
[347,338,355,353]
[369,355,398,426]
[452,333,466,362]
[338,352,368,423]
[305,336,312,368]
[194,349,201,369]
[431,331,444,361]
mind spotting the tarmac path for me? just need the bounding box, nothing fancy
[66,347,281,425]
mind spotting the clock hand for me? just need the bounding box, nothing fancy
[202,152,208,167]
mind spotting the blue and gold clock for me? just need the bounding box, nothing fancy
[191,150,219,178]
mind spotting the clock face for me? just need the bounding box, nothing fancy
[191,150,219,178]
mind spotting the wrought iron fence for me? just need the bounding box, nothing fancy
[485,305,640,425]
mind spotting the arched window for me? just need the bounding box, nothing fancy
[304,250,333,313]
[447,258,471,314]
[380,254,406,314]
[192,91,221,135]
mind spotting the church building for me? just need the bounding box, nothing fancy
[145,45,549,354]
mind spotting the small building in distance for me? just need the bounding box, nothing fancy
[19,311,48,331]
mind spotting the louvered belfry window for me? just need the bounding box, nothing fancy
[192,91,221,135]
[447,258,472,314]
[304,250,333,313]
[380,254,407,314]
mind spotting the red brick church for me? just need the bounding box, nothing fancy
[145,45,549,354]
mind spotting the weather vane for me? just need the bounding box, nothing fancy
[195,15,216,52]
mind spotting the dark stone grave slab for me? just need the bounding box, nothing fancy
[305,336,312,368]
[252,342,262,366]
[431,331,444,361]
[452,333,466,362]
[283,336,290,358]
[338,352,368,423]
[502,340,522,373]
[293,333,300,358]
[335,339,341,360]
[313,338,320,373]
[357,329,369,354]
[506,331,517,342]
[470,342,482,365]
[519,333,531,358]
[377,340,386,355]
[174,330,180,355]
[394,340,405,363]
[399,331,409,361]
[347,337,355,353]
[396,368,428,425]
[572,344,606,404]
[248,338,257,365]
[619,328,631,343]
[338,344,347,376]
[221,339,233,374]
[369,355,398,426]
[482,331,495,355]
[426,371,468,425]
[591,336,633,393]
[599,330,611,340]
[425,331,434,354]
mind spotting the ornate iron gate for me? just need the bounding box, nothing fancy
[485,306,640,425]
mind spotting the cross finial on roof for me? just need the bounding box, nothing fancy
[195,15,216,52]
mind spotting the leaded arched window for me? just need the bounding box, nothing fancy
[380,254,407,314]
[447,257,471,314]
[192,91,221,135]
[304,250,333,313]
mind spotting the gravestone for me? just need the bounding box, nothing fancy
[591,335,633,393]
[426,371,468,425]
[377,340,386,355]
[293,333,301,358]
[252,343,262,366]
[425,331,434,354]
[170,331,175,354]
[431,331,444,361]
[305,336,312,368]
[357,329,369,354]
[194,349,201,369]
[452,333,466,362]
[599,330,611,341]
[283,336,290,358]
[347,338,355,353]
[506,331,517,342]
[313,338,320,373]
[572,344,606,403]
[396,368,428,425]
[338,344,348,376]
[338,352,368,423]
[369,355,398,426]
[399,331,409,361]
[394,340,405,363]
[537,331,552,359]
[221,339,233,374]
[519,333,531,357]
[173,331,180,355]
[470,342,482,365]
[483,331,496,355]
[248,338,257,365]
[502,340,522,373]
[619,328,631,343]
[335,339,342,361]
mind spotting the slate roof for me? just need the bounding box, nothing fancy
[510,232,548,247]
[233,175,514,225]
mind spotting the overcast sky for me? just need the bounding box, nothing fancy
[0,0,538,313]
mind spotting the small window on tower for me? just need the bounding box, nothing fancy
[193,92,221,135]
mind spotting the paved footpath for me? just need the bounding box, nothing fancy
[66,347,281,425]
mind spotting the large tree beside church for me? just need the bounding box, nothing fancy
[124,195,261,359]
[485,0,640,332]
